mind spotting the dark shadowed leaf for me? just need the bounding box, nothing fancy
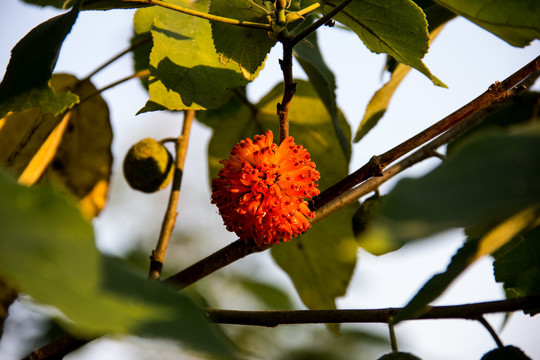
[0,170,232,355]
[394,205,540,323]
[434,0,540,47]
[481,345,533,360]
[293,16,351,160]
[494,226,540,314]
[0,0,82,118]
[237,277,295,310]
[360,123,540,252]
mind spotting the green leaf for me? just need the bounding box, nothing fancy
[354,64,411,143]
[433,0,540,47]
[209,0,276,81]
[361,123,540,252]
[353,4,455,143]
[134,0,251,112]
[494,226,540,309]
[393,239,479,323]
[394,205,540,323]
[448,91,540,155]
[0,170,232,355]
[0,86,78,119]
[272,204,357,311]
[21,0,68,8]
[293,17,351,160]
[131,33,153,90]
[323,0,445,87]
[203,80,356,311]
[237,277,295,310]
[0,0,82,117]
[481,345,533,360]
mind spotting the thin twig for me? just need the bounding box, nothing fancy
[388,321,398,352]
[477,315,504,349]
[79,69,150,103]
[127,0,272,30]
[83,35,151,81]
[148,110,195,280]
[204,296,540,327]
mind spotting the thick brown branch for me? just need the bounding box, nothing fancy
[163,239,270,289]
[205,296,540,327]
[163,55,540,289]
[149,110,195,280]
[312,55,540,209]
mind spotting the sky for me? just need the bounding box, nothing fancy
[0,1,539,359]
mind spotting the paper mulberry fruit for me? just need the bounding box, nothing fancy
[123,138,174,193]
[211,130,320,247]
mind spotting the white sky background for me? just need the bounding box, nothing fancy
[0,1,539,359]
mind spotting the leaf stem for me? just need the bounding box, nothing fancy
[127,0,272,30]
[290,0,353,47]
[148,109,195,280]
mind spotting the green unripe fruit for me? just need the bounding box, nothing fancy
[481,346,532,360]
[377,352,422,360]
[123,138,174,193]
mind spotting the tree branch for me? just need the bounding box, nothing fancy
[312,55,540,209]
[149,110,195,280]
[204,296,540,327]
[163,55,540,290]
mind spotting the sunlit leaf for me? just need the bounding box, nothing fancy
[323,0,446,87]
[209,0,275,80]
[360,123,540,253]
[353,5,455,142]
[134,0,251,112]
[354,64,411,143]
[0,108,61,177]
[434,0,540,47]
[0,170,232,355]
[0,0,82,118]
